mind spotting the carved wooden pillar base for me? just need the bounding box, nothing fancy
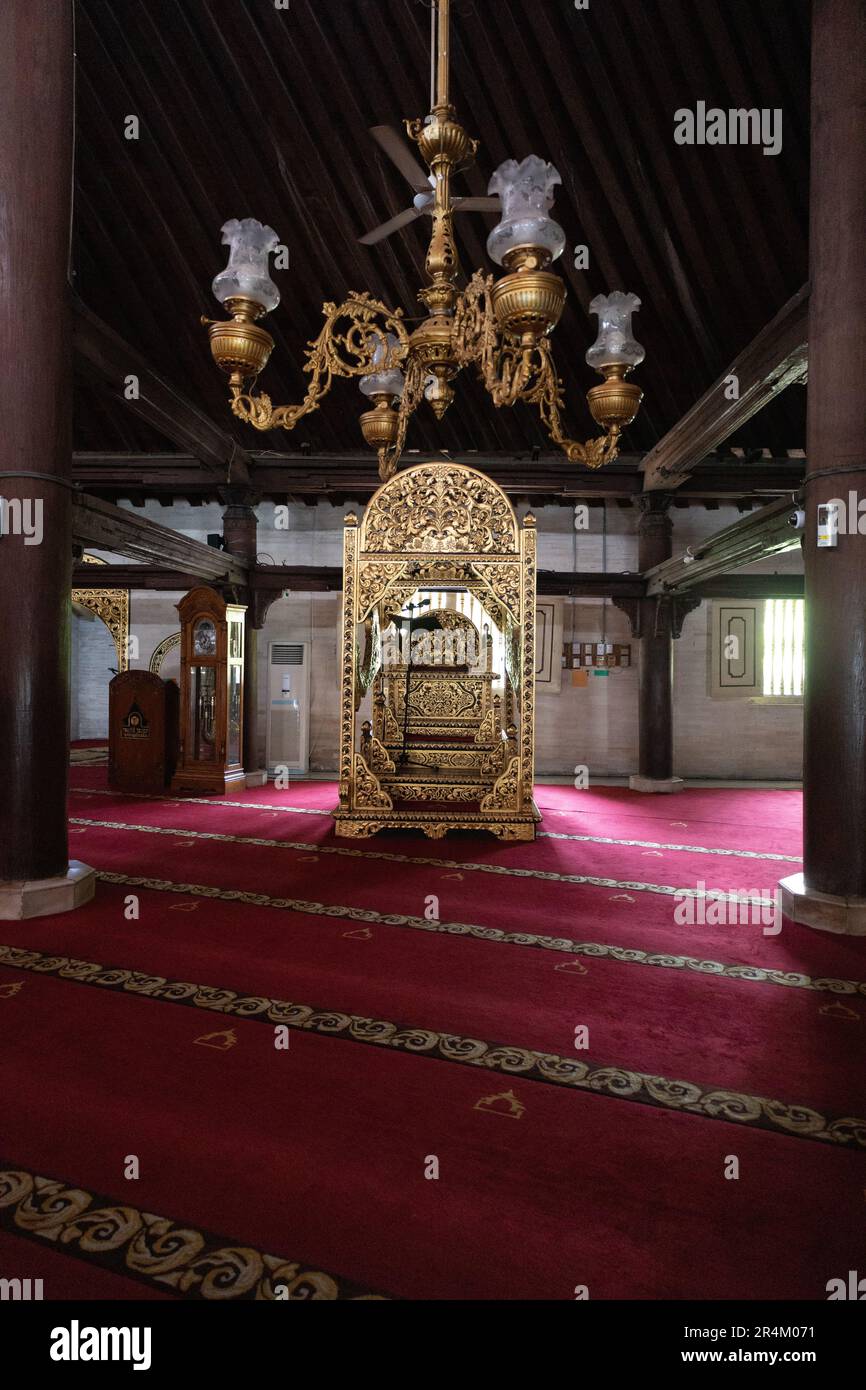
[0,862,96,921]
[628,775,685,795]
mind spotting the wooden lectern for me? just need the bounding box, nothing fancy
[109,670,179,794]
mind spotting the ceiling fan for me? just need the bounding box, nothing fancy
[359,125,499,245]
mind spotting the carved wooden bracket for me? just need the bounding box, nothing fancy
[248,586,279,630]
[667,594,702,639]
[611,596,642,638]
[611,593,700,641]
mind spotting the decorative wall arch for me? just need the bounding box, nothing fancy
[70,587,130,672]
[149,631,182,675]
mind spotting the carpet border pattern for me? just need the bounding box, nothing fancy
[0,1165,388,1300]
[2,943,864,1151]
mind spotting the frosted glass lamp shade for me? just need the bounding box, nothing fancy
[486,155,566,267]
[586,292,645,372]
[359,332,405,399]
[212,218,281,313]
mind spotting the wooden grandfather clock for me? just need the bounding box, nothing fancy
[171,586,247,795]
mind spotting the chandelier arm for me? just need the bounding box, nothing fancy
[530,341,622,470]
[226,293,409,433]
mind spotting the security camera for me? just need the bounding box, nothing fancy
[788,509,806,529]
[682,548,696,565]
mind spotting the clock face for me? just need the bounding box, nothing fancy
[193,619,217,657]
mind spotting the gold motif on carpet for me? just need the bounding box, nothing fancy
[194,1028,238,1050]
[475,1090,525,1119]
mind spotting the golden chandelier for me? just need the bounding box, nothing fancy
[204,0,645,481]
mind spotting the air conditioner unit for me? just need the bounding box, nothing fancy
[266,641,310,774]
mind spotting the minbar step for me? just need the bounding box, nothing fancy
[381,767,494,803]
[383,745,500,771]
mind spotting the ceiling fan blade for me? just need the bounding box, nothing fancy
[369,125,431,192]
[452,197,501,212]
[358,205,423,246]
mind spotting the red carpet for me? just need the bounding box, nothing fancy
[1,771,864,1299]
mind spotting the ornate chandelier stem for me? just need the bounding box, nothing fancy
[435,0,451,113]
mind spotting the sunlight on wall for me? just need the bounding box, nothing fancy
[763,599,805,697]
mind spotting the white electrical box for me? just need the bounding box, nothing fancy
[817,502,839,548]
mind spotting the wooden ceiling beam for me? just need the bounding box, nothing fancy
[645,498,802,594]
[72,565,201,591]
[74,562,804,603]
[72,298,252,484]
[691,574,804,600]
[71,451,806,503]
[72,493,248,586]
[69,560,647,602]
[641,285,809,492]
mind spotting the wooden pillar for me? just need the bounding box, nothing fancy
[221,493,258,566]
[782,0,866,933]
[0,1,94,915]
[629,496,683,792]
[639,497,674,780]
[220,489,264,782]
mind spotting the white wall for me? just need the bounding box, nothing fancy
[70,611,117,740]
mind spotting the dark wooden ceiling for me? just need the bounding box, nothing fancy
[72,0,810,460]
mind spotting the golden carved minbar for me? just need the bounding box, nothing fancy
[333,462,539,841]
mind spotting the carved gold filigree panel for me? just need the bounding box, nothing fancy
[519,524,537,801]
[390,782,486,804]
[361,463,518,555]
[365,736,396,775]
[428,610,475,633]
[356,561,410,622]
[338,523,359,806]
[395,674,481,722]
[71,588,130,672]
[480,757,521,813]
[473,709,496,745]
[470,561,521,625]
[353,754,393,810]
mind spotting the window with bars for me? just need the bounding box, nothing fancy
[762,599,805,697]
